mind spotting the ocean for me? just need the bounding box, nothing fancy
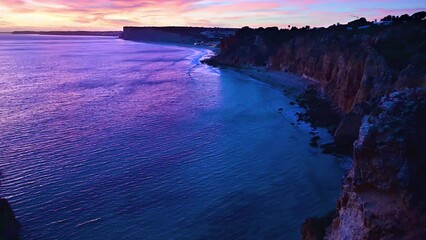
[0,34,344,239]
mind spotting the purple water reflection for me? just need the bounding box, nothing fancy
[0,34,344,240]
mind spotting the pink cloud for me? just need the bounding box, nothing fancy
[0,0,423,30]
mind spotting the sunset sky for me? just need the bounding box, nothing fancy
[0,0,424,31]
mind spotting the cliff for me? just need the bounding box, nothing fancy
[208,14,425,113]
[325,89,426,239]
[203,12,426,239]
[268,24,425,114]
[0,198,20,240]
[205,12,426,149]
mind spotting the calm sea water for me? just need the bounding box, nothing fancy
[0,34,344,239]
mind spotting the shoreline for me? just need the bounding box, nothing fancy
[202,15,426,239]
[211,64,353,238]
[129,40,348,158]
[208,63,351,160]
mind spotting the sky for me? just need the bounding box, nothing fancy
[0,0,424,31]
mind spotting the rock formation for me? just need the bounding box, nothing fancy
[326,89,426,239]
[0,198,20,240]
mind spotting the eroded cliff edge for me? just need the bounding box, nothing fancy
[325,89,426,239]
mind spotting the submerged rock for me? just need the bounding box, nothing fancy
[295,87,342,134]
[301,211,336,240]
[0,198,20,240]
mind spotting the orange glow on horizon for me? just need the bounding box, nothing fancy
[0,0,423,31]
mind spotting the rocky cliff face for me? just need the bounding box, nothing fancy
[210,21,426,113]
[0,198,20,240]
[325,89,426,239]
[204,13,426,240]
[206,15,425,148]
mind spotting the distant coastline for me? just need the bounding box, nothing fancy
[12,31,121,36]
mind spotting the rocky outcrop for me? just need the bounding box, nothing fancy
[333,113,362,148]
[326,89,426,239]
[0,198,20,240]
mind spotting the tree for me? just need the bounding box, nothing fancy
[348,17,369,26]
[411,11,426,21]
[381,15,394,21]
[399,14,411,22]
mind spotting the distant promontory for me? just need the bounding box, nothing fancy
[120,26,236,46]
